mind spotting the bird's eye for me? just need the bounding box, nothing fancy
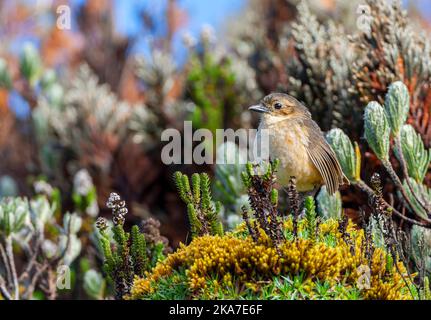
[274,102,283,110]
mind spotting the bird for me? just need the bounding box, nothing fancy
[249,93,349,196]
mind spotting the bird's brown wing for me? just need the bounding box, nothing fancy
[303,119,348,194]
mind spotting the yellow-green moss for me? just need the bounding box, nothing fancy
[129,219,412,300]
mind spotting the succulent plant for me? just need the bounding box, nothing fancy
[384,81,410,136]
[326,128,360,182]
[402,178,431,220]
[364,101,391,162]
[72,169,99,217]
[0,195,82,300]
[0,197,30,237]
[397,125,431,182]
[174,172,223,238]
[97,193,168,299]
[29,196,55,232]
[316,186,342,220]
[83,269,106,300]
[411,225,431,277]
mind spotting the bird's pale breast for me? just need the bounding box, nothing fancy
[258,118,322,191]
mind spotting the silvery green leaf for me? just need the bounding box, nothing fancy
[83,269,105,300]
[41,239,58,259]
[411,225,431,275]
[63,212,82,234]
[59,234,81,266]
[402,178,431,220]
[33,180,54,196]
[326,128,357,181]
[0,197,30,236]
[370,215,386,249]
[73,169,94,196]
[86,199,99,218]
[30,196,55,232]
[384,81,410,135]
[364,101,390,161]
[40,69,57,90]
[45,83,64,106]
[397,124,431,182]
[316,186,342,220]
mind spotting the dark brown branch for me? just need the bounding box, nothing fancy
[354,180,430,227]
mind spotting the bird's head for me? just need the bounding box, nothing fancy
[249,93,310,120]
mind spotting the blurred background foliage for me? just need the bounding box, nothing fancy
[1,0,431,299]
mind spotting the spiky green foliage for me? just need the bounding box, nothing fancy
[97,193,167,299]
[174,172,223,239]
[184,32,255,138]
[130,225,148,277]
[304,196,318,244]
[241,160,284,248]
[419,277,431,300]
[187,52,236,136]
[98,220,138,299]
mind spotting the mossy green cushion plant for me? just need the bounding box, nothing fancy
[129,216,412,300]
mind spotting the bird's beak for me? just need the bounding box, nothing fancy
[249,104,269,113]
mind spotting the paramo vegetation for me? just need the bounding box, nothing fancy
[0,0,431,300]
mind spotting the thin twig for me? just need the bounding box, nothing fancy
[0,240,13,286]
[19,232,43,282]
[0,275,11,300]
[24,263,49,300]
[52,217,73,265]
[354,180,430,227]
[5,236,19,300]
[382,159,431,224]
